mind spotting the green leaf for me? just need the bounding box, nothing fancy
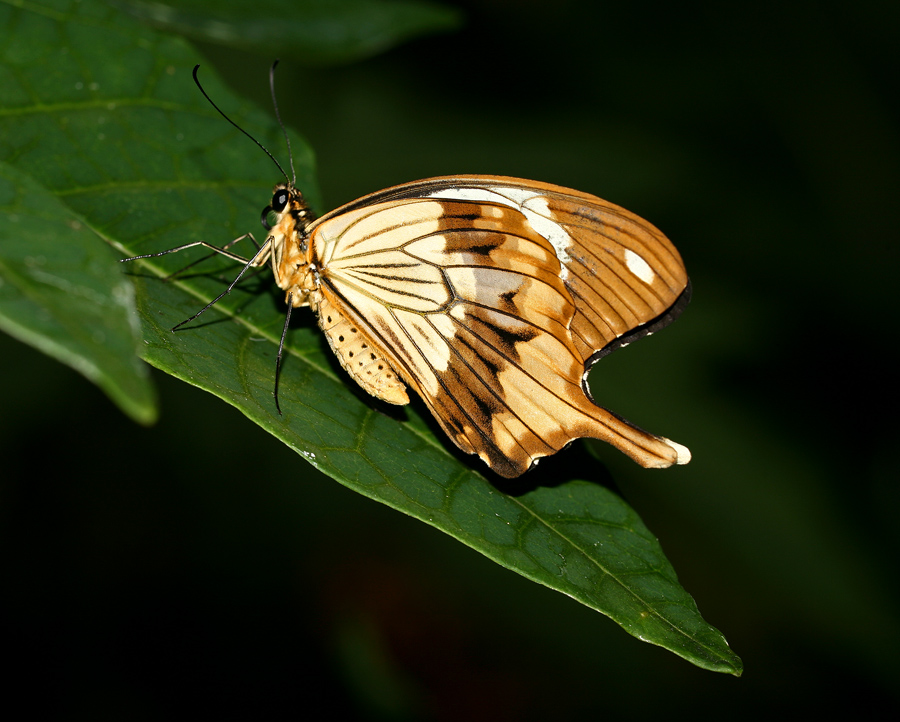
[0,155,156,425]
[0,1,741,674]
[111,0,463,65]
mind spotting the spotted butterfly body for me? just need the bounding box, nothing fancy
[259,174,690,478]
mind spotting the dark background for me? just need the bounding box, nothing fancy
[3,0,899,718]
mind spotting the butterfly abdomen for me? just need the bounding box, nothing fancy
[315,294,409,405]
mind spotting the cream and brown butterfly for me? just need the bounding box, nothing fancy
[124,65,691,479]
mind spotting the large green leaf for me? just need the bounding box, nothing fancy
[0,1,741,674]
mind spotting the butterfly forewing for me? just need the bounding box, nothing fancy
[302,176,690,477]
[366,176,688,360]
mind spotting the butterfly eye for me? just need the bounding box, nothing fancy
[272,190,289,212]
[262,190,290,229]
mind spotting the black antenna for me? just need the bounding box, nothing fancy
[192,64,290,184]
[269,60,296,186]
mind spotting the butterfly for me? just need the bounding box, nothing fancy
[124,67,692,479]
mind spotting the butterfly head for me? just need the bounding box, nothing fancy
[263,183,319,306]
[261,183,315,238]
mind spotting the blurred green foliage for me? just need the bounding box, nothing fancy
[2,0,899,717]
[112,0,462,64]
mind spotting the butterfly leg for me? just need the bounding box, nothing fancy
[169,241,274,331]
[272,295,294,415]
[160,233,265,281]
[119,233,261,275]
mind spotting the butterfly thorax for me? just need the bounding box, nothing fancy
[262,184,411,405]
[265,183,318,308]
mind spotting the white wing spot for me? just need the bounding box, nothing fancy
[624,249,655,284]
[427,186,573,278]
[662,438,691,465]
[520,194,572,271]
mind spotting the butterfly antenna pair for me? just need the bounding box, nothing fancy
[191,63,300,413]
[191,62,296,186]
[137,65,297,414]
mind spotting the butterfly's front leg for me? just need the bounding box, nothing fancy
[167,239,276,331]
[120,232,261,268]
